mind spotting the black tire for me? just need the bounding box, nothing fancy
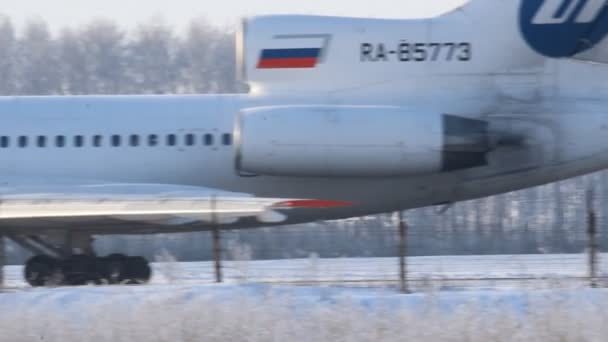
[124,256,152,284]
[24,255,60,287]
[100,253,127,284]
[61,255,99,286]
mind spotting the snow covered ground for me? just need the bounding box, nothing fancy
[5,253,606,290]
[1,254,607,341]
[1,284,608,341]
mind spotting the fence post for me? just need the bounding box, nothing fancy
[0,235,4,290]
[211,196,223,283]
[586,188,598,288]
[397,211,409,293]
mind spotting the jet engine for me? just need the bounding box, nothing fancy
[235,106,490,177]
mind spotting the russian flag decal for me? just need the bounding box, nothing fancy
[257,48,322,69]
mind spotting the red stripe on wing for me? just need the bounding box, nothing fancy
[273,200,355,209]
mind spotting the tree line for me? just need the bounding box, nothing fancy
[0,16,239,96]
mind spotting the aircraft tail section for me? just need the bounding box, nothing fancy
[237,2,533,94]
[456,0,608,59]
[237,0,608,95]
[517,0,608,59]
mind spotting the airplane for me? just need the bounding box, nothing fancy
[0,0,607,286]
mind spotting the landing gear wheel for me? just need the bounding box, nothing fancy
[24,255,61,287]
[24,254,151,287]
[100,253,127,285]
[124,256,152,284]
[61,255,100,286]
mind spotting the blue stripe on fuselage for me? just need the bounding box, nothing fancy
[260,48,321,59]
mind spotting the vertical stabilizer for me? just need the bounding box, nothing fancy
[454,0,608,59]
[518,0,608,58]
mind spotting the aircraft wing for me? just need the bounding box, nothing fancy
[0,183,352,227]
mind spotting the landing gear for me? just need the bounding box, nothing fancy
[24,254,152,287]
[8,233,152,287]
[62,254,99,285]
[24,255,61,286]
[98,254,152,285]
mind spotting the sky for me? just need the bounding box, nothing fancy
[0,0,468,33]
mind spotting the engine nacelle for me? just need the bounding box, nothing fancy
[235,106,489,177]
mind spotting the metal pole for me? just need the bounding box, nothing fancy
[587,188,598,288]
[211,196,223,283]
[398,211,409,293]
[0,234,4,290]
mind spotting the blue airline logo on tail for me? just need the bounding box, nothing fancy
[520,0,608,57]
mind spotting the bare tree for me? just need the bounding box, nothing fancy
[127,20,178,94]
[58,28,91,94]
[79,20,128,94]
[0,16,16,95]
[206,29,238,93]
[178,19,236,93]
[17,19,61,95]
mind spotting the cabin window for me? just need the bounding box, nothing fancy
[18,136,28,148]
[93,135,103,147]
[37,136,46,148]
[185,134,195,146]
[130,135,139,147]
[0,136,8,148]
[112,135,121,147]
[55,136,65,147]
[148,134,158,146]
[222,133,232,146]
[204,133,214,146]
[167,134,176,146]
[74,135,84,147]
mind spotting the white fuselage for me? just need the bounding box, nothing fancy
[2,57,608,229]
[0,94,444,224]
[3,0,608,229]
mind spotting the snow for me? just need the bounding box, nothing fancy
[5,253,605,289]
[1,254,607,341]
[1,284,608,341]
